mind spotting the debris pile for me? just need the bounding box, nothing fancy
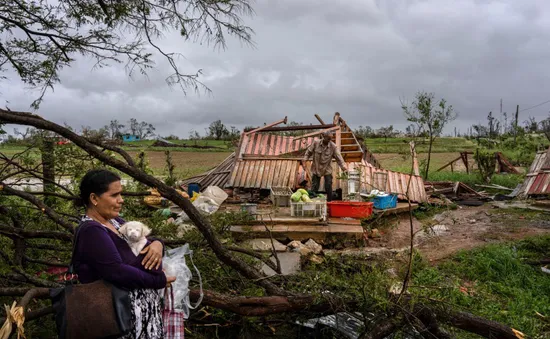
[425,181,488,206]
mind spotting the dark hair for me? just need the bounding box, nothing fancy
[77,169,121,208]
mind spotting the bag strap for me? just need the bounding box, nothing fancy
[65,222,83,281]
[164,286,175,311]
[186,249,203,310]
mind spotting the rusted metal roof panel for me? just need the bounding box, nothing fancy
[226,158,427,203]
[228,159,300,189]
[527,172,550,194]
[350,161,428,203]
[239,133,315,156]
[518,149,550,197]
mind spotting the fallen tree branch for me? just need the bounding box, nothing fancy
[11,266,62,288]
[189,289,330,317]
[0,287,526,339]
[361,317,404,339]
[23,255,68,267]
[0,183,75,233]
[434,306,524,339]
[0,224,72,241]
[0,109,288,296]
[415,306,453,339]
[91,141,136,168]
[0,155,76,197]
[227,245,278,273]
[26,242,70,251]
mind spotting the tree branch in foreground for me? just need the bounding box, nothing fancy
[0,109,287,296]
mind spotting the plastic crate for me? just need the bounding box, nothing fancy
[372,194,397,210]
[270,187,293,207]
[290,201,327,217]
[327,201,374,219]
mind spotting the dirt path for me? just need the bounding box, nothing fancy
[365,204,550,263]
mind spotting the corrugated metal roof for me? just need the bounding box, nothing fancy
[228,159,301,189]
[180,153,235,190]
[226,158,427,203]
[239,133,315,156]
[351,160,427,203]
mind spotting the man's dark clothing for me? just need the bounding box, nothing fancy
[312,174,333,201]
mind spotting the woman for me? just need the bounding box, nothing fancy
[73,168,176,338]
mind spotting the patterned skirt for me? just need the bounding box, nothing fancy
[120,289,164,339]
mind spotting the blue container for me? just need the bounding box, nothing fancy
[372,194,398,210]
[188,183,201,196]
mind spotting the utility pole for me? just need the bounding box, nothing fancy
[500,98,503,134]
[514,105,519,143]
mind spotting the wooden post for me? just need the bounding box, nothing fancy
[450,162,454,173]
[464,152,469,174]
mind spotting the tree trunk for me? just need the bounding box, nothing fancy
[425,136,434,180]
[40,137,56,206]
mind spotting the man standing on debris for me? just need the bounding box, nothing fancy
[301,131,348,201]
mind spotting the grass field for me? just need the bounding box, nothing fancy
[413,235,550,338]
[122,139,234,152]
[126,151,232,178]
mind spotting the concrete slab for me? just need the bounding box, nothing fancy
[261,252,301,276]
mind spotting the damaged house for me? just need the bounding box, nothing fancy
[183,112,427,204]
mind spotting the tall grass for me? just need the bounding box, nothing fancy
[413,236,550,338]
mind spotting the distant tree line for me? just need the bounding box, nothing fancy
[161,120,241,142]
[1,118,156,145]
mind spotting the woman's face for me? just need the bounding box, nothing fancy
[90,180,124,220]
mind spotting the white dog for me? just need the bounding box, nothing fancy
[118,221,152,256]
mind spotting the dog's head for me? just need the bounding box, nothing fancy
[119,221,151,242]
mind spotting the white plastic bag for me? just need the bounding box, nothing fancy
[162,244,203,318]
[175,186,228,223]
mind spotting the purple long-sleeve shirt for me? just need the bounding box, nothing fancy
[73,218,167,290]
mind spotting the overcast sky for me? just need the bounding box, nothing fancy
[2,0,550,138]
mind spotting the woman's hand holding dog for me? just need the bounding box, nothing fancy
[141,240,163,270]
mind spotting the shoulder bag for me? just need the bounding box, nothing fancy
[50,224,132,339]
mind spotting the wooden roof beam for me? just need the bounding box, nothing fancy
[245,116,288,135]
[314,114,326,125]
[293,126,340,140]
[245,124,336,133]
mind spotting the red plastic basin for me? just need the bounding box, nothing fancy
[327,201,374,219]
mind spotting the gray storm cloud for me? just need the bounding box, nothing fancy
[2,0,550,137]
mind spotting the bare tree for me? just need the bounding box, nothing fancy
[377,125,394,143]
[0,0,255,108]
[127,118,155,139]
[402,91,457,179]
[106,120,125,140]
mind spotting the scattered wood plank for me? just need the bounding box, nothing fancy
[474,184,514,191]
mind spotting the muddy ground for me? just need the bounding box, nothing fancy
[363,203,550,263]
